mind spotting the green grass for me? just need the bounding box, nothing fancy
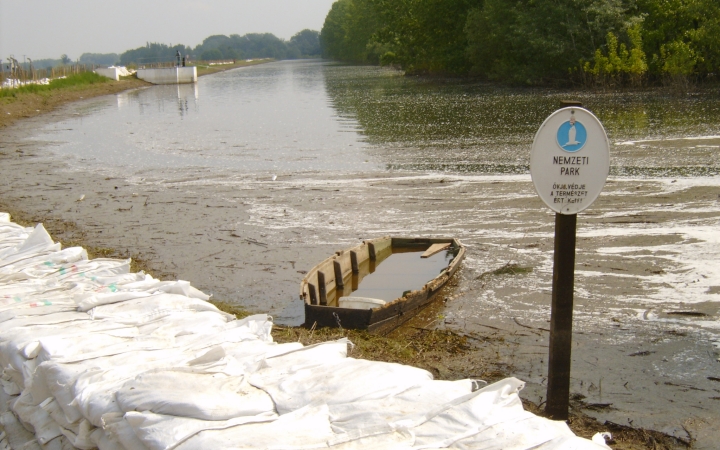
[0,72,111,98]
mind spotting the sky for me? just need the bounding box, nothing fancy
[0,0,337,60]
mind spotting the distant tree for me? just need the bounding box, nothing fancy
[201,48,223,61]
[289,29,321,57]
[193,33,294,60]
[120,43,192,66]
[79,53,119,66]
[60,54,71,65]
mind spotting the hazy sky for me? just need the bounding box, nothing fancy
[0,0,337,60]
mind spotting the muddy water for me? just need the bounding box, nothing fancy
[2,60,720,447]
[347,248,454,302]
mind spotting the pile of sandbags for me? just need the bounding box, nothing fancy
[0,213,610,449]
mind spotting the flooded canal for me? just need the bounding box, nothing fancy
[2,60,720,446]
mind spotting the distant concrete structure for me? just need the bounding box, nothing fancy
[94,67,122,81]
[94,66,134,81]
[137,67,197,85]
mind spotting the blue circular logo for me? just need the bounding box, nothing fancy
[556,119,587,152]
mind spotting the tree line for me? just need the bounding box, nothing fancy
[12,30,320,71]
[319,0,720,86]
[118,30,320,66]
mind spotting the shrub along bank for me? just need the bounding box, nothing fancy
[320,0,720,87]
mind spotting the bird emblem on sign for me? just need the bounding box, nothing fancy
[556,110,587,152]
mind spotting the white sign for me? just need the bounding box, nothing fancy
[530,107,610,215]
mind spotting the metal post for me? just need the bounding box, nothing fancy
[545,100,582,421]
[545,212,577,420]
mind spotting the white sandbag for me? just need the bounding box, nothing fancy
[116,368,275,420]
[11,391,62,445]
[0,411,38,450]
[0,292,78,314]
[0,386,14,414]
[328,430,415,449]
[75,291,152,312]
[89,427,125,450]
[0,213,9,223]
[0,304,79,324]
[75,278,210,311]
[0,312,88,332]
[176,404,334,450]
[0,320,133,373]
[36,333,172,365]
[177,341,306,379]
[54,258,131,282]
[39,398,80,435]
[57,418,95,449]
[260,338,349,370]
[0,279,49,297]
[215,341,305,377]
[249,357,433,415]
[406,377,610,450]
[40,436,76,450]
[65,344,226,427]
[328,379,476,434]
[88,293,220,325]
[155,280,210,301]
[101,412,150,450]
[125,410,277,450]
[1,371,22,395]
[175,314,273,353]
[0,247,87,283]
[137,310,232,338]
[37,352,182,425]
[37,362,89,424]
[338,296,386,309]
[0,224,58,267]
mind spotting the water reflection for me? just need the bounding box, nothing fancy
[36,60,720,177]
[119,83,200,118]
[323,64,720,177]
[37,60,371,173]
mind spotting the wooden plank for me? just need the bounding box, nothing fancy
[371,237,392,257]
[421,242,451,258]
[350,250,359,273]
[318,271,327,306]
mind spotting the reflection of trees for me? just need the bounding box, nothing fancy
[322,65,720,173]
[322,65,557,170]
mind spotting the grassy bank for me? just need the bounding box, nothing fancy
[0,72,111,98]
[0,59,274,129]
[0,74,150,129]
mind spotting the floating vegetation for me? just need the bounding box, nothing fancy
[477,263,533,280]
[610,166,720,178]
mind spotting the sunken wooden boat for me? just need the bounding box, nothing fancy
[300,237,465,334]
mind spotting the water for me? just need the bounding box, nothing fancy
[36,60,720,177]
[17,60,720,444]
[37,61,372,172]
[348,249,454,302]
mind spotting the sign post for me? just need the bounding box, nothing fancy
[530,101,610,420]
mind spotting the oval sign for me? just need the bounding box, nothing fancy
[530,107,610,215]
